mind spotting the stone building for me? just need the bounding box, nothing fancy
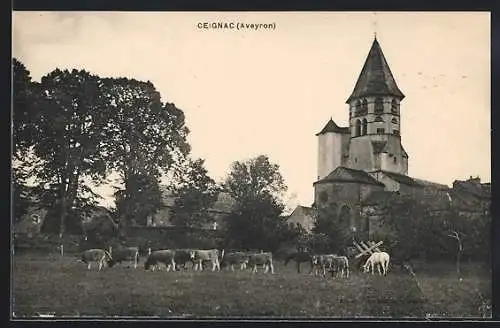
[287,205,315,232]
[288,37,489,237]
[450,177,491,218]
[14,185,116,238]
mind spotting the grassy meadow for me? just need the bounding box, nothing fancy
[11,252,491,319]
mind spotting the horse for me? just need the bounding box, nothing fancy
[284,251,314,274]
[363,251,390,276]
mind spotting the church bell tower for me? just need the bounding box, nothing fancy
[345,37,408,175]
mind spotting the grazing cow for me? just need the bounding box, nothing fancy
[189,249,224,271]
[107,246,140,269]
[79,249,112,271]
[220,251,249,271]
[311,254,331,276]
[311,254,339,276]
[144,250,176,272]
[327,255,350,278]
[284,252,314,274]
[363,251,390,276]
[247,252,274,274]
[173,249,194,270]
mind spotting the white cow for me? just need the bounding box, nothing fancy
[107,246,140,269]
[79,249,113,271]
[363,251,390,276]
[189,249,224,271]
[145,250,176,272]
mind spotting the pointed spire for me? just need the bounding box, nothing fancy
[346,38,405,103]
[316,118,350,136]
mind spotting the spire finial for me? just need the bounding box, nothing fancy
[372,12,378,40]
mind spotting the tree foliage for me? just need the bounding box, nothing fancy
[114,173,163,227]
[18,68,113,235]
[225,155,286,203]
[312,203,351,254]
[12,58,37,156]
[170,158,220,228]
[379,195,490,263]
[11,60,195,240]
[12,58,37,221]
[100,78,190,226]
[223,155,291,251]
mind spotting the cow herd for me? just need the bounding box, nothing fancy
[78,246,391,278]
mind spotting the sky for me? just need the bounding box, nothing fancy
[12,11,491,212]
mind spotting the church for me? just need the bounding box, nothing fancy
[287,37,488,239]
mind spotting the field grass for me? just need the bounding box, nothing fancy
[11,253,492,319]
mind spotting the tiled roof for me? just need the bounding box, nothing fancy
[412,178,449,190]
[316,118,350,136]
[374,170,449,190]
[298,205,315,217]
[380,170,424,187]
[315,166,385,186]
[288,205,315,218]
[346,38,405,103]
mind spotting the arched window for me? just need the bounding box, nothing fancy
[391,99,398,114]
[354,100,361,117]
[319,191,329,203]
[361,99,368,114]
[355,120,361,136]
[375,97,384,114]
[391,118,398,124]
[362,118,368,135]
[339,205,353,232]
[375,116,384,122]
[393,157,397,164]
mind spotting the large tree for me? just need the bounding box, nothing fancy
[12,58,36,221]
[27,68,111,236]
[100,78,190,227]
[12,58,37,156]
[225,155,286,203]
[169,158,220,228]
[224,155,289,250]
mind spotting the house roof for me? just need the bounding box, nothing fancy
[346,38,405,103]
[452,179,491,199]
[314,166,385,186]
[316,118,350,136]
[373,170,449,190]
[288,205,315,220]
[378,170,425,187]
[297,205,315,217]
[159,186,236,213]
[412,178,449,190]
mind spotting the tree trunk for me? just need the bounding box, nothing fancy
[456,237,463,277]
[59,183,67,257]
[456,248,462,276]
